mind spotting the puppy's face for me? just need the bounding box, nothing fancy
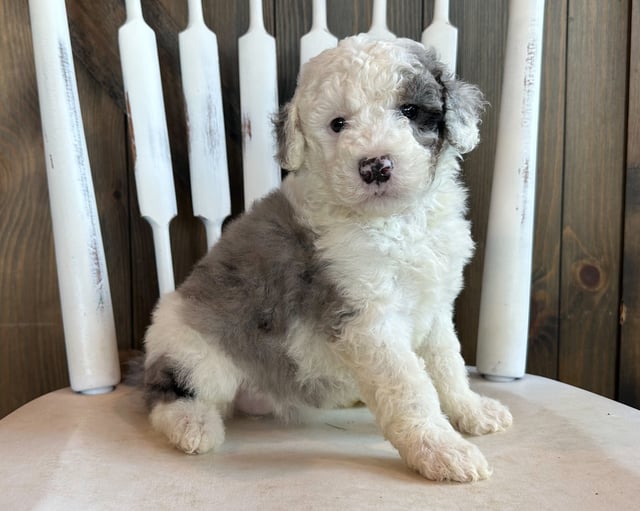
[275,35,484,214]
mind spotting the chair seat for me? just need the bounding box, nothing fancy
[1,369,639,510]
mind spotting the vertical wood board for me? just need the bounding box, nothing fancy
[559,0,629,397]
[0,1,69,416]
[526,0,568,379]
[619,0,640,407]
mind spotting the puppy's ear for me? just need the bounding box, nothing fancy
[439,73,485,154]
[273,102,305,171]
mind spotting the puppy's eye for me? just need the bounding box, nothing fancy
[401,104,444,133]
[330,117,347,133]
[400,104,419,120]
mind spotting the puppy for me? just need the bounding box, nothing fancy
[143,35,512,482]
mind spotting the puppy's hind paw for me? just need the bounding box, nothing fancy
[406,435,492,483]
[449,395,513,436]
[150,399,225,454]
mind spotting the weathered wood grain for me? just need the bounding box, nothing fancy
[387,0,422,40]
[275,0,310,102]
[0,1,69,417]
[526,0,568,379]
[0,326,69,418]
[559,0,629,398]
[327,0,371,38]
[619,0,640,407]
[67,0,126,110]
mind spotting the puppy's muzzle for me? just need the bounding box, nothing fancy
[359,155,394,184]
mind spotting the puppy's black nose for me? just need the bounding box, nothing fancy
[358,155,394,184]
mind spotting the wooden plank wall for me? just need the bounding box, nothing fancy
[559,1,628,398]
[621,0,640,408]
[0,0,637,418]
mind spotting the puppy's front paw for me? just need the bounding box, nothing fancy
[404,434,491,482]
[449,395,513,436]
[150,400,225,454]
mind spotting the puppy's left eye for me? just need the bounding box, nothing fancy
[330,117,347,133]
[400,104,419,120]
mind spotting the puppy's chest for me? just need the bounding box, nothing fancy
[323,216,470,302]
[375,226,452,290]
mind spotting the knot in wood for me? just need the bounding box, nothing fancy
[576,261,605,292]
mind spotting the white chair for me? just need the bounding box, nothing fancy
[2,1,639,509]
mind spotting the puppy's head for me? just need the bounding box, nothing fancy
[275,35,484,214]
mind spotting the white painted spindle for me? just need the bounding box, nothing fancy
[239,0,280,210]
[119,0,177,294]
[367,0,395,40]
[476,0,546,381]
[29,0,120,394]
[300,0,337,67]
[180,0,231,248]
[421,0,458,73]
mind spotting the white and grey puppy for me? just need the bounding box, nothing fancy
[143,35,512,482]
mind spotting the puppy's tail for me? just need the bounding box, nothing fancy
[121,350,146,388]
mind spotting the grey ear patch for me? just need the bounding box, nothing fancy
[401,42,485,155]
[273,102,305,171]
[439,73,486,154]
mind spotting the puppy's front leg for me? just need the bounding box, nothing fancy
[334,329,491,482]
[419,317,513,436]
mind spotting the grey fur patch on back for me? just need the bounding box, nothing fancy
[177,190,355,408]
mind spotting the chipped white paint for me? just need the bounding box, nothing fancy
[180,0,230,248]
[239,0,280,210]
[300,0,337,68]
[477,0,545,381]
[421,0,457,74]
[119,0,177,294]
[29,0,120,394]
[367,0,395,40]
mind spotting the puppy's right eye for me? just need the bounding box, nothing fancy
[330,117,347,133]
[400,104,419,120]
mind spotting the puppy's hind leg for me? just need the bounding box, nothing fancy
[418,317,513,436]
[148,392,224,455]
[144,293,243,454]
[145,354,238,454]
